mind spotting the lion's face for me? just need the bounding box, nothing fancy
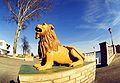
[35,23,54,39]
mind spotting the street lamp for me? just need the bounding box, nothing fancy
[108,28,114,46]
[108,28,115,53]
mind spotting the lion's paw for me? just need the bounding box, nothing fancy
[33,64,41,69]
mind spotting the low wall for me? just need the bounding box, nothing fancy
[19,62,96,83]
[108,54,115,65]
[84,52,96,62]
[108,46,115,65]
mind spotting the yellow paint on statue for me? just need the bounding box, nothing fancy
[34,23,85,70]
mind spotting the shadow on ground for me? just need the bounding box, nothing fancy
[0,74,16,83]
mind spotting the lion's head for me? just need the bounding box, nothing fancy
[35,23,60,58]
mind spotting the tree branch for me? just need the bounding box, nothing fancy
[21,0,39,18]
[21,0,32,20]
[21,7,42,22]
[6,1,18,21]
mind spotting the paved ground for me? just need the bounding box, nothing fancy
[0,56,39,83]
[95,53,120,83]
[1,54,120,83]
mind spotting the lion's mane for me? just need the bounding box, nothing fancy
[38,27,60,58]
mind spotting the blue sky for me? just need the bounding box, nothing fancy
[1,0,120,54]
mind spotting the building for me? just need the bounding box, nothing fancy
[0,40,13,55]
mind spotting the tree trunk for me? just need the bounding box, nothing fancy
[13,25,21,56]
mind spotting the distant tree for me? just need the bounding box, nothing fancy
[3,0,52,55]
[21,36,30,55]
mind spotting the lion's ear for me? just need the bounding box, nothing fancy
[49,24,54,30]
[43,23,47,25]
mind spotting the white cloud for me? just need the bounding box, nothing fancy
[75,23,109,30]
[79,0,120,34]
[111,13,120,26]
[83,0,108,23]
[66,0,120,53]
[67,40,100,53]
[82,0,120,26]
[67,34,114,53]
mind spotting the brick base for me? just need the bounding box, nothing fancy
[19,62,96,83]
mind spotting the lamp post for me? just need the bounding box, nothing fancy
[108,28,115,54]
[93,46,96,61]
[108,28,114,46]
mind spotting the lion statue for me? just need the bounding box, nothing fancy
[34,23,85,70]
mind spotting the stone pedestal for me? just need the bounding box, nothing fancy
[18,62,96,83]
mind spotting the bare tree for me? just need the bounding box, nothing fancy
[21,36,30,55]
[3,0,52,56]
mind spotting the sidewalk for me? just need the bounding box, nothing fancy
[95,54,120,83]
[0,56,39,83]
